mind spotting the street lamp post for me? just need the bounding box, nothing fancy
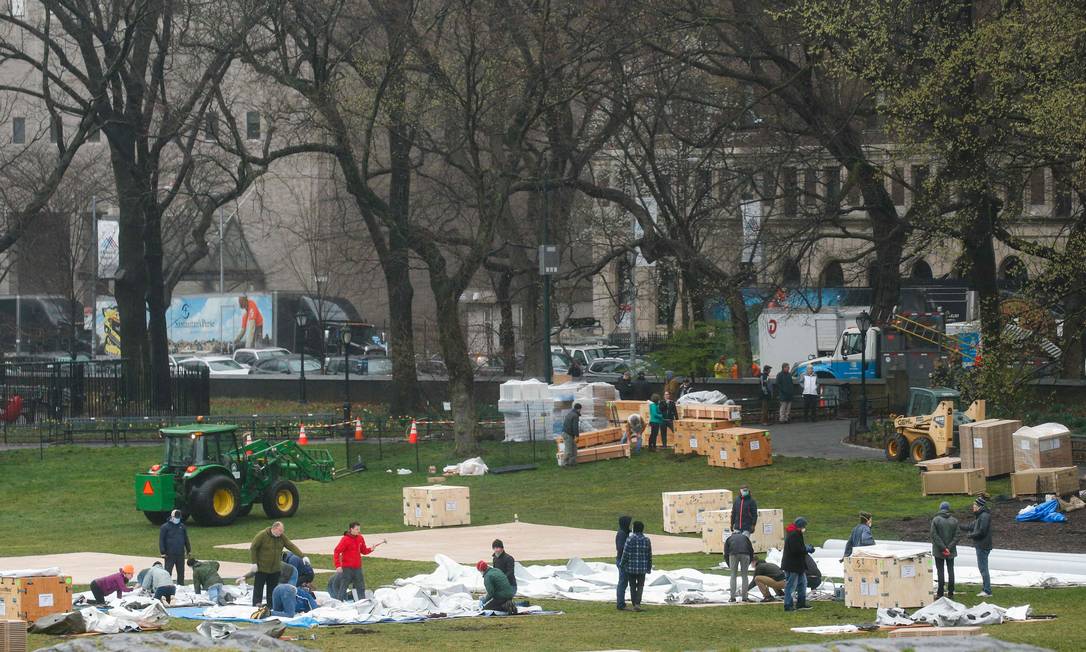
[295,311,309,404]
[857,310,872,433]
[341,328,352,427]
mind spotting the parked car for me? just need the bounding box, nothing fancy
[323,357,368,375]
[232,347,290,366]
[416,355,447,376]
[178,356,250,377]
[583,357,653,383]
[249,354,322,375]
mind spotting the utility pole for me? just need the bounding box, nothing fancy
[90,195,97,359]
[540,190,557,383]
[218,206,225,294]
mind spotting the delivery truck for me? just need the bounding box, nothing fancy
[757,308,869,373]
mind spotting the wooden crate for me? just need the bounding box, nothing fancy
[1013,427,1073,471]
[701,508,784,554]
[0,576,72,623]
[403,485,471,528]
[706,428,772,469]
[0,620,28,652]
[1011,467,1080,497]
[921,468,986,496]
[844,553,934,609]
[556,441,630,464]
[571,427,624,448]
[611,400,651,423]
[672,420,735,455]
[662,489,734,533]
[915,457,960,472]
[677,404,742,421]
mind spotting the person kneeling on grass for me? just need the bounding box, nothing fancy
[270,577,299,618]
[748,555,786,602]
[476,560,515,613]
[189,557,227,606]
[89,565,135,604]
[138,562,176,604]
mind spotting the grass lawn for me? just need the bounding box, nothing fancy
[2,438,1079,650]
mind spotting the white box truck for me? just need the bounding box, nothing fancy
[757,308,869,372]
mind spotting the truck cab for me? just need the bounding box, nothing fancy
[792,325,879,380]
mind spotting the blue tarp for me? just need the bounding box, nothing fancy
[1015,499,1067,523]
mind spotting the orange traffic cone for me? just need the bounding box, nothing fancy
[354,419,364,441]
[298,422,308,446]
[407,419,418,444]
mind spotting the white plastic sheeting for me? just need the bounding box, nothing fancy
[76,583,248,609]
[395,554,824,605]
[676,391,729,405]
[443,457,488,476]
[816,539,1086,587]
[76,602,170,634]
[876,597,1031,627]
[0,567,62,577]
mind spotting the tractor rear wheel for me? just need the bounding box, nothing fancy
[884,433,909,461]
[262,480,300,518]
[910,436,936,462]
[191,475,242,526]
[144,510,170,525]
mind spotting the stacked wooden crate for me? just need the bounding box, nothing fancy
[556,426,630,464]
[1010,423,1079,497]
[0,620,27,652]
[701,508,784,554]
[0,576,72,623]
[706,427,773,469]
[662,489,733,533]
[844,550,935,609]
[672,419,735,455]
[403,485,471,528]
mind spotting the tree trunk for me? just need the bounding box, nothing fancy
[110,153,149,380]
[854,162,905,325]
[143,202,172,409]
[725,286,753,377]
[962,197,1002,343]
[384,246,417,416]
[516,273,544,378]
[431,285,479,455]
[495,271,517,375]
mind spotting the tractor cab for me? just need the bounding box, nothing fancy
[161,424,241,471]
[906,387,978,428]
[886,387,986,463]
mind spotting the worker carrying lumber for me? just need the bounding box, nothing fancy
[561,403,582,467]
[843,512,876,557]
[748,555,786,602]
[477,560,516,613]
[491,539,517,592]
[249,521,308,607]
[138,561,176,604]
[930,501,960,599]
[782,518,815,612]
[188,557,228,606]
[89,565,135,604]
[724,530,754,602]
[963,495,993,598]
[731,485,758,534]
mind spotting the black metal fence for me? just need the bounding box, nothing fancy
[0,358,209,423]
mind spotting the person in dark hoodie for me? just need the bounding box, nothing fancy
[724,530,754,602]
[491,539,516,593]
[843,512,875,557]
[782,517,814,611]
[731,485,758,534]
[930,501,960,599]
[964,495,993,597]
[615,515,632,610]
[159,509,191,585]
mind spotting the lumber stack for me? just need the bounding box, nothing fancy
[556,426,629,465]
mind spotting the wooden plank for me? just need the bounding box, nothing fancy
[887,626,983,638]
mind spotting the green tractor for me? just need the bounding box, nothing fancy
[135,423,335,526]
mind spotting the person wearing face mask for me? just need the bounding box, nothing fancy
[731,485,758,535]
[159,509,191,585]
[249,521,309,607]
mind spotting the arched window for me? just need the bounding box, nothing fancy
[819,261,845,288]
[998,256,1028,290]
[910,259,933,282]
[781,259,802,288]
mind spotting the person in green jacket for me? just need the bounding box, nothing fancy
[648,393,664,450]
[476,560,515,613]
[249,522,308,607]
[188,557,227,606]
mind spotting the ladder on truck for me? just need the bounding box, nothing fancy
[889,313,977,363]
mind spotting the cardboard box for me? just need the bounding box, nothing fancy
[672,420,735,455]
[921,468,986,495]
[403,485,471,528]
[706,428,773,469]
[887,626,983,638]
[0,576,72,623]
[958,419,1019,477]
[915,457,960,472]
[0,619,28,652]
[701,508,784,554]
[844,552,934,609]
[662,489,734,533]
[1013,425,1073,471]
[1011,467,1080,497]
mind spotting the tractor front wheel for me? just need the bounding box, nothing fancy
[144,510,170,525]
[884,433,909,461]
[191,475,242,526]
[910,436,936,462]
[262,480,300,518]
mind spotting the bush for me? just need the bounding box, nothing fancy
[647,321,737,381]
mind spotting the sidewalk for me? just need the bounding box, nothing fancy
[759,418,883,460]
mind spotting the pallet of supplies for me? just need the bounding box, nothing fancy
[844,547,934,609]
[0,619,28,652]
[1013,423,1073,471]
[611,400,651,423]
[706,427,772,469]
[958,419,1019,478]
[662,489,734,533]
[672,419,735,455]
[701,508,784,554]
[921,468,985,495]
[0,576,72,623]
[556,426,629,465]
[1011,466,1080,498]
[677,404,742,421]
[403,485,471,528]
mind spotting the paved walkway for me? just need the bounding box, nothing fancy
[760,418,883,460]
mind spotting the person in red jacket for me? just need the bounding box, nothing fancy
[331,522,386,601]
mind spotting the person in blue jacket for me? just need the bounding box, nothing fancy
[844,512,875,557]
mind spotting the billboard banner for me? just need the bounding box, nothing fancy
[97,221,119,278]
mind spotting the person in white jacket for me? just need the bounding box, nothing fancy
[801,367,820,422]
